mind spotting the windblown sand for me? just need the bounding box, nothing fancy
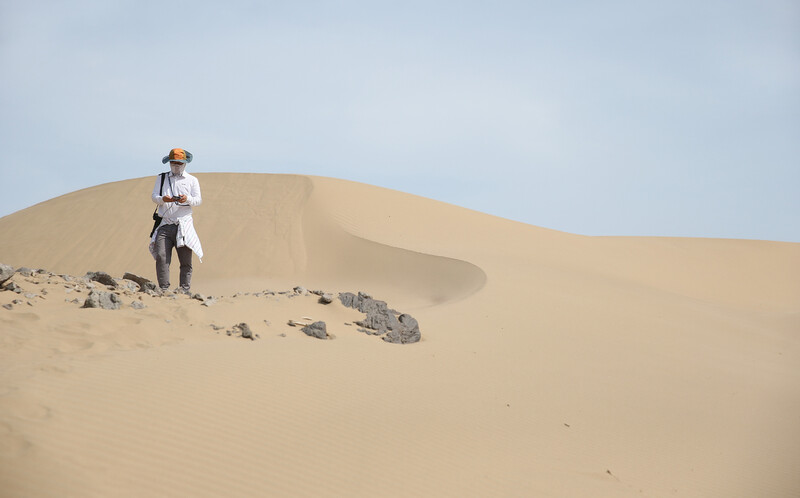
[1,173,798,497]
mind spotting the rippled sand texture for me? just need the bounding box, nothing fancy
[1,173,798,497]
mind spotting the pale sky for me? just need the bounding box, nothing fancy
[1,0,798,242]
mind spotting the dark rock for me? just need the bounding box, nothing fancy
[318,293,334,305]
[339,291,383,314]
[301,321,329,339]
[191,293,206,301]
[15,267,35,277]
[382,314,421,344]
[341,291,422,344]
[230,322,256,340]
[3,282,22,294]
[338,292,360,309]
[82,290,121,310]
[85,271,118,289]
[356,297,400,334]
[122,272,156,292]
[2,303,12,310]
[0,264,14,285]
[293,286,308,295]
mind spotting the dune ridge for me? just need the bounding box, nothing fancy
[1,173,798,497]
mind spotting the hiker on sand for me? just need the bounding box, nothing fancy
[149,148,203,293]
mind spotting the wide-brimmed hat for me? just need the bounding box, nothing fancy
[162,148,193,164]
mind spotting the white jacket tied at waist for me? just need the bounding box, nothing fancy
[149,171,204,261]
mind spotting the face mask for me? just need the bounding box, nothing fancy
[170,163,186,176]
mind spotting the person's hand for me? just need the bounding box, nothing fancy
[174,194,187,203]
[162,195,172,202]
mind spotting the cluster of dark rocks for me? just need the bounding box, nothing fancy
[81,271,162,309]
[0,263,167,310]
[3,263,422,345]
[338,292,421,344]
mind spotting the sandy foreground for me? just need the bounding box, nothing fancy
[0,173,798,498]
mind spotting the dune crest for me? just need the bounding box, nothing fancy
[0,173,486,307]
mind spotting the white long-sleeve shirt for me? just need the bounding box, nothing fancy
[151,171,202,224]
[149,171,204,260]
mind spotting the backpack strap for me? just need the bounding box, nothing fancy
[152,172,168,217]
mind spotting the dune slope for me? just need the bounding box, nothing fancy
[0,173,798,498]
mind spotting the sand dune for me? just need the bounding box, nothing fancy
[1,173,798,497]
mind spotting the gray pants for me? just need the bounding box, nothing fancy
[154,224,193,291]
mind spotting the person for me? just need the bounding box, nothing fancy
[149,148,203,293]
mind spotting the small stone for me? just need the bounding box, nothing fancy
[231,322,256,340]
[15,267,35,277]
[293,286,308,295]
[12,299,23,305]
[201,298,217,307]
[122,273,156,292]
[85,271,118,289]
[0,264,14,285]
[4,282,23,294]
[2,303,12,310]
[318,293,334,305]
[301,321,329,340]
[210,324,225,331]
[82,290,121,310]
[24,293,38,299]
[130,301,146,310]
[192,293,206,301]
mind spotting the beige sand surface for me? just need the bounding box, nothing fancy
[1,173,798,497]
